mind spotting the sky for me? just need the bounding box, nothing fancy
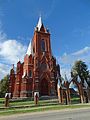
[0,0,90,80]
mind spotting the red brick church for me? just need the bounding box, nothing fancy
[9,17,58,98]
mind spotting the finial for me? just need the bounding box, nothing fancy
[12,64,14,69]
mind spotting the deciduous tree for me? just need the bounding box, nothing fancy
[71,60,89,84]
[0,75,9,98]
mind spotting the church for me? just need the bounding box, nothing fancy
[9,17,59,98]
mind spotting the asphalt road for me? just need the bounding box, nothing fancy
[0,108,90,120]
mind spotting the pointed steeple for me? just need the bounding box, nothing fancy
[26,41,32,56]
[36,16,43,31]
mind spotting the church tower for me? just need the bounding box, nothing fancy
[32,17,57,96]
[9,17,57,98]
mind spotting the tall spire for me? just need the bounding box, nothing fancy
[26,40,32,56]
[36,16,43,31]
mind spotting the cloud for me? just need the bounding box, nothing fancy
[57,47,90,79]
[72,47,90,56]
[0,22,7,42]
[0,28,27,80]
[0,63,10,79]
[0,40,27,64]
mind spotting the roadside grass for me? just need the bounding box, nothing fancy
[0,97,90,116]
[0,98,80,108]
[0,103,90,116]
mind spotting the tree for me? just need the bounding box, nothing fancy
[71,60,89,84]
[0,75,9,98]
[87,75,90,87]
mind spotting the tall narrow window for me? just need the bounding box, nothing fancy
[29,70,32,77]
[41,39,45,52]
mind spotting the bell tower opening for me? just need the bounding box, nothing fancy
[41,39,45,52]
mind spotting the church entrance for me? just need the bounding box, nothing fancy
[40,78,48,96]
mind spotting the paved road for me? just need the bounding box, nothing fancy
[0,108,90,120]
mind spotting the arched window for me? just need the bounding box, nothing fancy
[41,39,45,52]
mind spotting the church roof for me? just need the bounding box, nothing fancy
[26,41,32,56]
[36,16,43,31]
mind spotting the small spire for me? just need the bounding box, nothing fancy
[12,64,14,69]
[64,74,68,81]
[22,70,26,78]
[36,16,43,31]
[26,40,32,56]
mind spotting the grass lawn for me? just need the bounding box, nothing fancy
[0,98,4,101]
[0,97,90,116]
[0,103,90,116]
[0,98,58,107]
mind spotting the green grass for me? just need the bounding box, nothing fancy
[0,98,58,107]
[0,103,90,116]
[0,97,90,116]
[0,98,4,101]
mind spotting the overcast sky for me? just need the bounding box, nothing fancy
[0,0,90,79]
